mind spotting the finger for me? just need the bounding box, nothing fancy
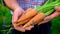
[25,26,34,30]
[38,19,50,25]
[21,9,25,14]
[44,16,51,21]
[12,23,25,32]
[38,15,52,25]
[12,10,22,23]
[16,17,32,26]
[48,11,59,19]
[14,26,25,32]
[38,11,59,25]
[23,10,25,14]
[55,6,60,12]
[12,11,19,23]
[44,11,59,21]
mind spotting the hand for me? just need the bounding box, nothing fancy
[55,6,60,13]
[22,6,60,31]
[12,7,26,32]
[38,6,60,25]
[24,25,34,31]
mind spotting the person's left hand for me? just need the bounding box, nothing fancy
[24,6,60,31]
[18,6,60,32]
[38,6,60,25]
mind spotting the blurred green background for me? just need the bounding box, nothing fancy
[0,0,12,34]
[0,0,60,34]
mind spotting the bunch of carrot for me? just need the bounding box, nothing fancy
[15,0,60,28]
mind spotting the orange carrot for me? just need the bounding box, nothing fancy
[15,8,36,26]
[15,17,32,26]
[18,8,32,20]
[26,8,33,13]
[23,12,45,28]
[17,8,37,22]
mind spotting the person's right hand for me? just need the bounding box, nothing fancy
[12,7,34,32]
[12,7,26,32]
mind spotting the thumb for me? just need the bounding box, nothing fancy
[12,10,22,23]
[12,11,19,23]
[55,6,60,12]
[44,16,51,21]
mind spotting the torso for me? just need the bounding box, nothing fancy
[17,0,46,10]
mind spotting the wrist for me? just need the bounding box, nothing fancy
[13,6,22,11]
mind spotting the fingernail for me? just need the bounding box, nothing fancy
[21,29,25,32]
[55,6,60,10]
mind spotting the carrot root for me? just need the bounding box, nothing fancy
[17,8,37,22]
[23,12,45,28]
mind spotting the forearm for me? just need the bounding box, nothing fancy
[4,0,20,10]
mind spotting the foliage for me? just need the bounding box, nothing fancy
[0,0,60,34]
[0,0,2,5]
[0,4,12,34]
[51,16,60,34]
